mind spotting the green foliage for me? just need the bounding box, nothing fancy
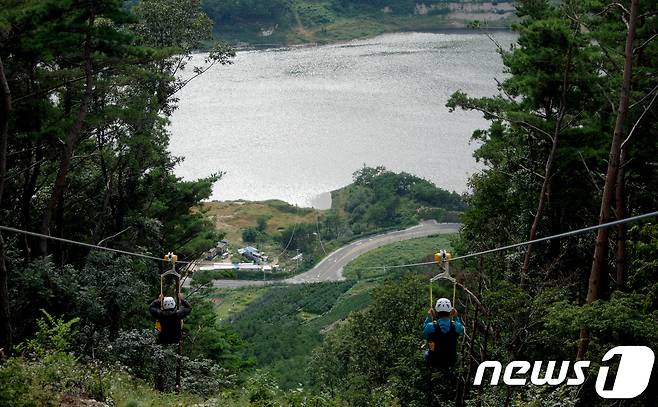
[309,276,429,406]
[9,254,154,354]
[15,310,79,358]
[133,0,213,50]
[256,215,269,232]
[245,370,281,405]
[295,2,336,25]
[107,328,239,395]
[308,282,374,330]
[0,358,32,407]
[0,352,80,407]
[343,166,465,229]
[0,319,144,406]
[242,227,259,243]
[9,258,79,341]
[627,224,658,307]
[0,352,210,406]
[227,281,358,389]
[182,299,248,371]
[276,223,318,253]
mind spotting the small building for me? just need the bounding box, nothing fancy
[205,240,229,260]
[216,240,228,254]
[238,246,268,263]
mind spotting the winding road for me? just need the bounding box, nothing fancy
[208,220,460,289]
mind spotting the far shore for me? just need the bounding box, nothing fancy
[227,26,515,51]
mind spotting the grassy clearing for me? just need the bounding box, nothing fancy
[209,286,270,322]
[203,200,319,246]
[343,234,456,280]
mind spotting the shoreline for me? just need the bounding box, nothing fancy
[229,26,515,51]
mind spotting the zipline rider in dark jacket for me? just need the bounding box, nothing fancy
[149,293,192,344]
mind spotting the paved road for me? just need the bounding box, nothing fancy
[209,220,460,289]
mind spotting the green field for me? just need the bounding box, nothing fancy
[210,286,271,321]
[343,234,456,280]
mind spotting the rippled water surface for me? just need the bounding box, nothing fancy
[169,31,516,207]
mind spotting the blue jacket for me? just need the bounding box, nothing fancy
[423,316,464,340]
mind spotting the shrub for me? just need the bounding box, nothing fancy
[242,227,258,243]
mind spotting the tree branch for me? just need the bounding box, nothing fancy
[97,227,132,246]
[621,86,658,149]
[634,33,657,54]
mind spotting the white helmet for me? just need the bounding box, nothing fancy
[435,298,452,313]
[163,296,176,310]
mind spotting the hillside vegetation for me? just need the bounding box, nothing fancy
[200,166,465,279]
[203,0,517,45]
[203,200,319,246]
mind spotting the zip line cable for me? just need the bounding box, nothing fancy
[355,210,658,271]
[0,225,192,264]
[2,210,656,271]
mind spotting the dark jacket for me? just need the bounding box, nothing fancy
[149,299,192,344]
[423,317,463,369]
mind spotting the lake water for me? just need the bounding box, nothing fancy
[168,31,516,208]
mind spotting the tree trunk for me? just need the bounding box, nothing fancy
[0,55,13,353]
[577,0,639,360]
[615,148,628,289]
[91,130,115,245]
[20,145,42,264]
[38,13,95,255]
[520,46,573,285]
[520,151,555,285]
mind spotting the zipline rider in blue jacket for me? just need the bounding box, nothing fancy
[423,298,464,369]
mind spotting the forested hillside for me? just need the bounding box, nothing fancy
[0,0,657,406]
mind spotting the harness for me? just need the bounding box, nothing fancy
[426,320,458,368]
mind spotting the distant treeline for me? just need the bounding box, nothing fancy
[202,0,513,27]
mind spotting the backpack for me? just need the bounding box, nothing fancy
[426,320,458,368]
